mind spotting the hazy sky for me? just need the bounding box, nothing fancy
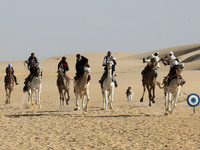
[0,0,200,61]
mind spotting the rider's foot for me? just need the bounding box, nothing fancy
[16,82,19,85]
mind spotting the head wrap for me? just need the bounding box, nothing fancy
[8,64,12,68]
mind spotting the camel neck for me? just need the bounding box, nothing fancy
[107,69,112,81]
[78,73,88,88]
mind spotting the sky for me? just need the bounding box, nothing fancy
[0,0,200,61]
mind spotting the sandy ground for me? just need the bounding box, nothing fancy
[0,44,200,149]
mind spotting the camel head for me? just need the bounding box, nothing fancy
[58,68,64,75]
[177,63,184,74]
[84,67,90,74]
[150,58,157,69]
[36,66,43,77]
[107,60,114,70]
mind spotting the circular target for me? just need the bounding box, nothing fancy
[187,93,200,107]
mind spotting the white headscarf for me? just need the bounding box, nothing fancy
[168,51,178,67]
[168,51,176,60]
[8,64,12,68]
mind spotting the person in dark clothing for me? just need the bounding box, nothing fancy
[75,54,91,81]
[26,53,39,76]
[23,53,39,92]
[57,56,70,82]
[58,56,69,75]
[4,64,19,85]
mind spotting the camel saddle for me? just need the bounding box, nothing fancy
[74,74,91,83]
[163,75,183,86]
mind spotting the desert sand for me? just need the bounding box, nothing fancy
[0,43,200,149]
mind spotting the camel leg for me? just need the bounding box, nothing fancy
[108,92,111,109]
[109,86,114,109]
[164,91,169,115]
[84,89,90,112]
[59,90,62,106]
[66,89,70,105]
[140,83,146,102]
[174,86,180,107]
[61,90,64,105]
[31,89,34,107]
[82,95,85,111]
[28,90,31,107]
[5,88,9,104]
[101,90,105,110]
[152,85,155,103]
[170,89,179,113]
[8,89,12,104]
[37,85,42,109]
[74,92,80,111]
[146,85,152,106]
[63,89,67,105]
[104,90,108,111]
[168,89,173,113]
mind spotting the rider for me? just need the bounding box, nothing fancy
[74,54,91,82]
[4,64,19,85]
[23,53,39,92]
[161,51,179,84]
[58,56,70,81]
[26,53,39,77]
[141,52,160,80]
[99,51,117,88]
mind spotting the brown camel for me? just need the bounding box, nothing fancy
[140,58,163,106]
[74,67,90,113]
[5,68,15,104]
[57,68,70,105]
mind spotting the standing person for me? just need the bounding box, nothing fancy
[141,52,160,80]
[99,51,117,87]
[58,56,70,81]
[4,64,19,85]
[161,51,179,83]
[75,54,91,81]
[126,87,134,102]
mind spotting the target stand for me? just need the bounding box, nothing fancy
[187,93,200,114]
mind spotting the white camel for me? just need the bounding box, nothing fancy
[26,66,42,109]
[74,67,90,113]
[101,60,115,111]
[164,63,184,115]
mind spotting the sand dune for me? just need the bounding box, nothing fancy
[0,44,199,149]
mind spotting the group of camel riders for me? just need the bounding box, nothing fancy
[4,50,182,91]
[57,51,118,87]
[142,51,183,85]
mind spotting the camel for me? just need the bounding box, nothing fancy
[57,68,70,105]
[74,67,90,113]
[5,68,14,104]
[101,60,115,110]
[25,66,43,109]
[164,63,185,115]
[140,58,163,106]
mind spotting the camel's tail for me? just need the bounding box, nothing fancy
[155,81,163,89]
